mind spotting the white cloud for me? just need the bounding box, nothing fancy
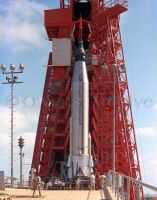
[140,153,157,188]
[0,105,38,175]
[136,127,157,189]
[136,127,157,136]
[154,103,157,110]
[0,106,38,132]
[0,106,37,176]
[0,104,39,141]
[0,132,10,148]
[0,0,48,52]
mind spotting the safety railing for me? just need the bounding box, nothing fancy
[103,170,157,200]
[105,0,128,9]
[5,177,30,189]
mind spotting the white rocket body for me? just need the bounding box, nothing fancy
[67,42,93,179]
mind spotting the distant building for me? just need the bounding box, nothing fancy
[0,171,5,190]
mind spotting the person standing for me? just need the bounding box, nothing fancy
[90,173,95,190]
[100,174,106,190]
[46,180,52,190]
[30,167,36,189]
[32,173,42,197]
[75,177,81,190]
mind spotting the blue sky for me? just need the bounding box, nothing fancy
[0,0,157,193]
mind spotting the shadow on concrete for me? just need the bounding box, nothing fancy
[10,195,45,198]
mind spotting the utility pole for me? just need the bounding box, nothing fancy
[18,136,25,188]
[1,64,24,188]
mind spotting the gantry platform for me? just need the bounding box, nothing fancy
[1,189,103,200]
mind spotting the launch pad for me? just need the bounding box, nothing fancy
[2,189,102,200]
[32,1,143,199]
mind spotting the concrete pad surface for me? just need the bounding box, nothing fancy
[0,189,102,200]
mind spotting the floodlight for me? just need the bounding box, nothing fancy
[1,64,6,73]
[19,63,24,72]
[10,64,15,71]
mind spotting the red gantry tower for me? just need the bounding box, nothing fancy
[32,0,143,199]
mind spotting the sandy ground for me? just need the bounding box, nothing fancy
[0,189,102,200]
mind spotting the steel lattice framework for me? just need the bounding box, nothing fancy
[32,0,143,199]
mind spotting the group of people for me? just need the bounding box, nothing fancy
[30,170,106,197]
[75,173,96,190]
[75,173,106,190]
[46,178,66,190]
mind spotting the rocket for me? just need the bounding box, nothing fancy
[67,38,93,179]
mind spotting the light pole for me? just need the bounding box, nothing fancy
[112,64,116,188]
[1,63,24,188]
[112,64,116,187]
[18,136,25,188]
[112,64,116,173]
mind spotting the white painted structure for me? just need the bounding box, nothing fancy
[52,38,72,66]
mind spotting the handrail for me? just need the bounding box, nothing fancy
[109,170,157,192]
[101,170,157,200]
[105,0,128,9]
